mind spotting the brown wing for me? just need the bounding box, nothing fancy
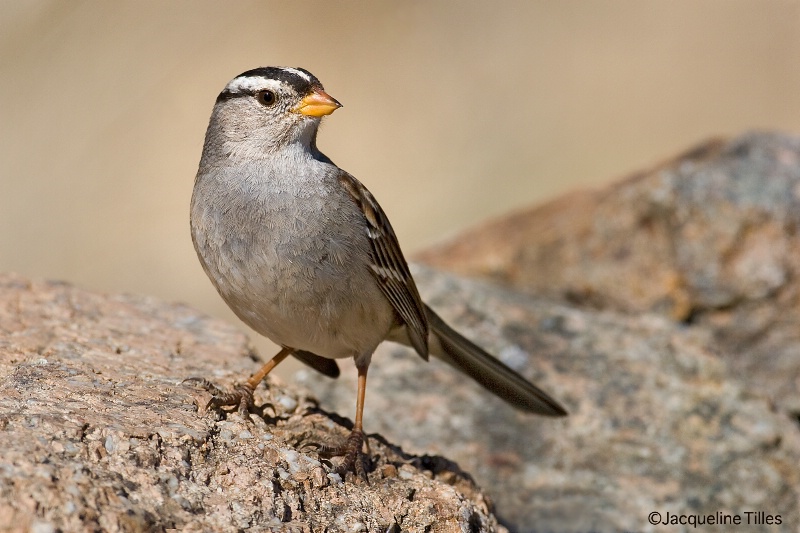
[338,172,429,359]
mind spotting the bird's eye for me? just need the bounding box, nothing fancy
[256,90,276,106]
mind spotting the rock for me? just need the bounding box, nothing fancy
[0,274,504,533]
[6,131,800,532]
[303,265,800,532]
[418,132,800,415]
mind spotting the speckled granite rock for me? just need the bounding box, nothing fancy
[301,265,800,533]
[0,274,504,533]
[6,130,800,532]
[418,131,800,417]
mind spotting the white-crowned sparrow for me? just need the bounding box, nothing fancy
[189,67,566,478]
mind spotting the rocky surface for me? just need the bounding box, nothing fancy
[303,265,800,533]
[419,132,800,417]
[4,131,800,533]
[0,274,504,533]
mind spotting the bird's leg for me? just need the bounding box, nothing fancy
[185,346,293,417]
[334,363,370,481]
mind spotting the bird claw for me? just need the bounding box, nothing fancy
[185,376,369,481]
[184,377,257,420]
[316,428,369,483]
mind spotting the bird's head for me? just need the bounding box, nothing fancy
[205,66,341,159]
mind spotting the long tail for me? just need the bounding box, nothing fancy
[425,305,567,416]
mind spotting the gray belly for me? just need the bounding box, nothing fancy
[190,173,395,360]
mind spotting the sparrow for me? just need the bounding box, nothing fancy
[189,67,567,479]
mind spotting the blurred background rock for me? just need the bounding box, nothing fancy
[2,0,800,375]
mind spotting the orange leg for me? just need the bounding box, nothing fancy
[336,363,369,481]
[187,347,293,417]
[353,364,367,432]
[246,347,292,389]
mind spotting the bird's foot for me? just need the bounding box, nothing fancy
[317,428,369,482]
[183,377,257,419]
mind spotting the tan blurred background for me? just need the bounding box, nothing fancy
[2,1,800,376]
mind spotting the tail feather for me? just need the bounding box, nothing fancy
[425,305,567,417]
[292,349,341,378]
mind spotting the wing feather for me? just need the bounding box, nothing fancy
[338,172,429,358]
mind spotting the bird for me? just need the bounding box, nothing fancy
[189,66,567,479]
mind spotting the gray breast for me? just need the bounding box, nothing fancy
[190,159,394,358]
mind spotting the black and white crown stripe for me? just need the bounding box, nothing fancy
[217,67,322,102]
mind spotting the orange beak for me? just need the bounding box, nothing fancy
[292,88,342,117]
